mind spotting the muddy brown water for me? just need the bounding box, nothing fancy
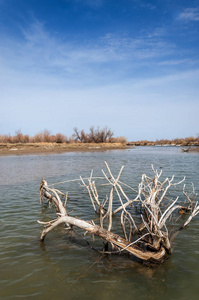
[0,147,199,300]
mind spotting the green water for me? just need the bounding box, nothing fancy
[0,147,199,299]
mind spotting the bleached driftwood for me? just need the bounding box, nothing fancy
[38,163,199,264]
[181,147,190,152]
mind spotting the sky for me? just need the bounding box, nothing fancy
[0,0,199,141]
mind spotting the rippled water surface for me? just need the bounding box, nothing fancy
[0,147,199,300]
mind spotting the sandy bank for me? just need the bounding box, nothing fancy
[0,142,127,156]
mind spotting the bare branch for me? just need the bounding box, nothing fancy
[38,163,198,264]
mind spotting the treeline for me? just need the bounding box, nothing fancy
[128,136,199,146]
[0,127,127,144]
[1,128,198,146]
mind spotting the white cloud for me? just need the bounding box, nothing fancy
[178,8,199,22]
[140,2,156,10]
[158,59,191,66]
[0,20,199,139]
[64,0,104,8]
[99,33,175,60]
[0,21,179,90]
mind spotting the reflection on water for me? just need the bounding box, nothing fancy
[0,147,199,299]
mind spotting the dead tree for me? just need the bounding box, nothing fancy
[38,163,199,264]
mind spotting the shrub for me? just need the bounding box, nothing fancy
[73,126,114,143]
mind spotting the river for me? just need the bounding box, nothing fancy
[0,146,199,299]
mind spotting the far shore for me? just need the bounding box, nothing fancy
[0,142,128,156]
[0,142,198,156]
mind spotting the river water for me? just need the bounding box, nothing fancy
[0,147,199,300]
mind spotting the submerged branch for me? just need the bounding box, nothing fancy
[38,163,199,264]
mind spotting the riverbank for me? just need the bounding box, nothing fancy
[189,147,199,152]
[0,142,127,156]
[127,142,199,152]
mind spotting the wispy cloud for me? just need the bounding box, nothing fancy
[64,0,104,8]
[140,2,156,10]
[178,7,199,22]
[1,18,198,91]
[158,59,192,66]
[99,32,175,60]
[0,19,198,139]
[0,2,198,140]
[0,21,178,88]
[131,0,156,10]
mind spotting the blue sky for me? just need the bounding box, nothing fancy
[0,0,199,140]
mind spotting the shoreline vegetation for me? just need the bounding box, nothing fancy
[0,127,128,155]
[0,128,199,155]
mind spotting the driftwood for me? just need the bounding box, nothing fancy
[38,163,199,264]
[181,147,191,152]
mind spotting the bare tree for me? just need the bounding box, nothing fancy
[88,126,96,142]
[73,127,81,141]
[73,126,114,143]
[38,163,199,264]
[43,129,51,142]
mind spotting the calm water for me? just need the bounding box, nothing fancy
[0,147,199,300]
